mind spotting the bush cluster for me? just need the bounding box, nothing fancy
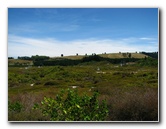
[33,89,108,121]
[8,101,23,113]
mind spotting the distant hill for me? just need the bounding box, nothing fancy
[99,53,148,59]
[8,52,157,67]
[54,52,148,60]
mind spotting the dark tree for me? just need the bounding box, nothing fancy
[128,53,131,58]
[31,55,49,61]
[61,54,63,57]
[8,57,14,59]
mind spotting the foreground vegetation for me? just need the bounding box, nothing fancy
[32,89,108,121]
[8,53,158,121]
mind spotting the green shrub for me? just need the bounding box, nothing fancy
[137,57,158,67]
[33,89,108,121]
[8,101,23,113]
[44,80,59,86]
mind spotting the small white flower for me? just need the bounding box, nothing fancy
[30,84,34,86]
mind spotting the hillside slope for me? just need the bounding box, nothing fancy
[57,53,148,60]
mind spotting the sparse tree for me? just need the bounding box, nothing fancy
[128,53,131,58]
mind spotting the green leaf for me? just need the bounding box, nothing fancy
[63,110,67,114]
[76,104,80,108]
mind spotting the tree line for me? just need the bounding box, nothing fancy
[33,55,140,66]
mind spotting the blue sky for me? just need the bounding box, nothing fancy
[8,8,158,57]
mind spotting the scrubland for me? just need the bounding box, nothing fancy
[8,54,158,121]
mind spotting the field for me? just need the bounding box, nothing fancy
[8,53,158,121]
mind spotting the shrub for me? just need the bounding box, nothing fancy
[8,101,23,113]
[44,80,59,86]
[137,57,158,67]
[33,89,108,121]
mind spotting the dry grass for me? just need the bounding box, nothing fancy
[8,92,51,121]
[98,86,158,121]
[8,59,33,65]
[99,53,147,59]
[51,53,147,60]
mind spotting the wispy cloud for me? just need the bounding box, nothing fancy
[139,37,157,40]
[57,24,80,32]
[8,35,158,57]
[9,22,80,36]
[9,24,38,34]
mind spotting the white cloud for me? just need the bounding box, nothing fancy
[8,35,158,58]
[139,37,157,40]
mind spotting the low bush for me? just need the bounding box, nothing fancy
[44,80,59,86]
[33,89,109,121]
[8,101,23,113]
